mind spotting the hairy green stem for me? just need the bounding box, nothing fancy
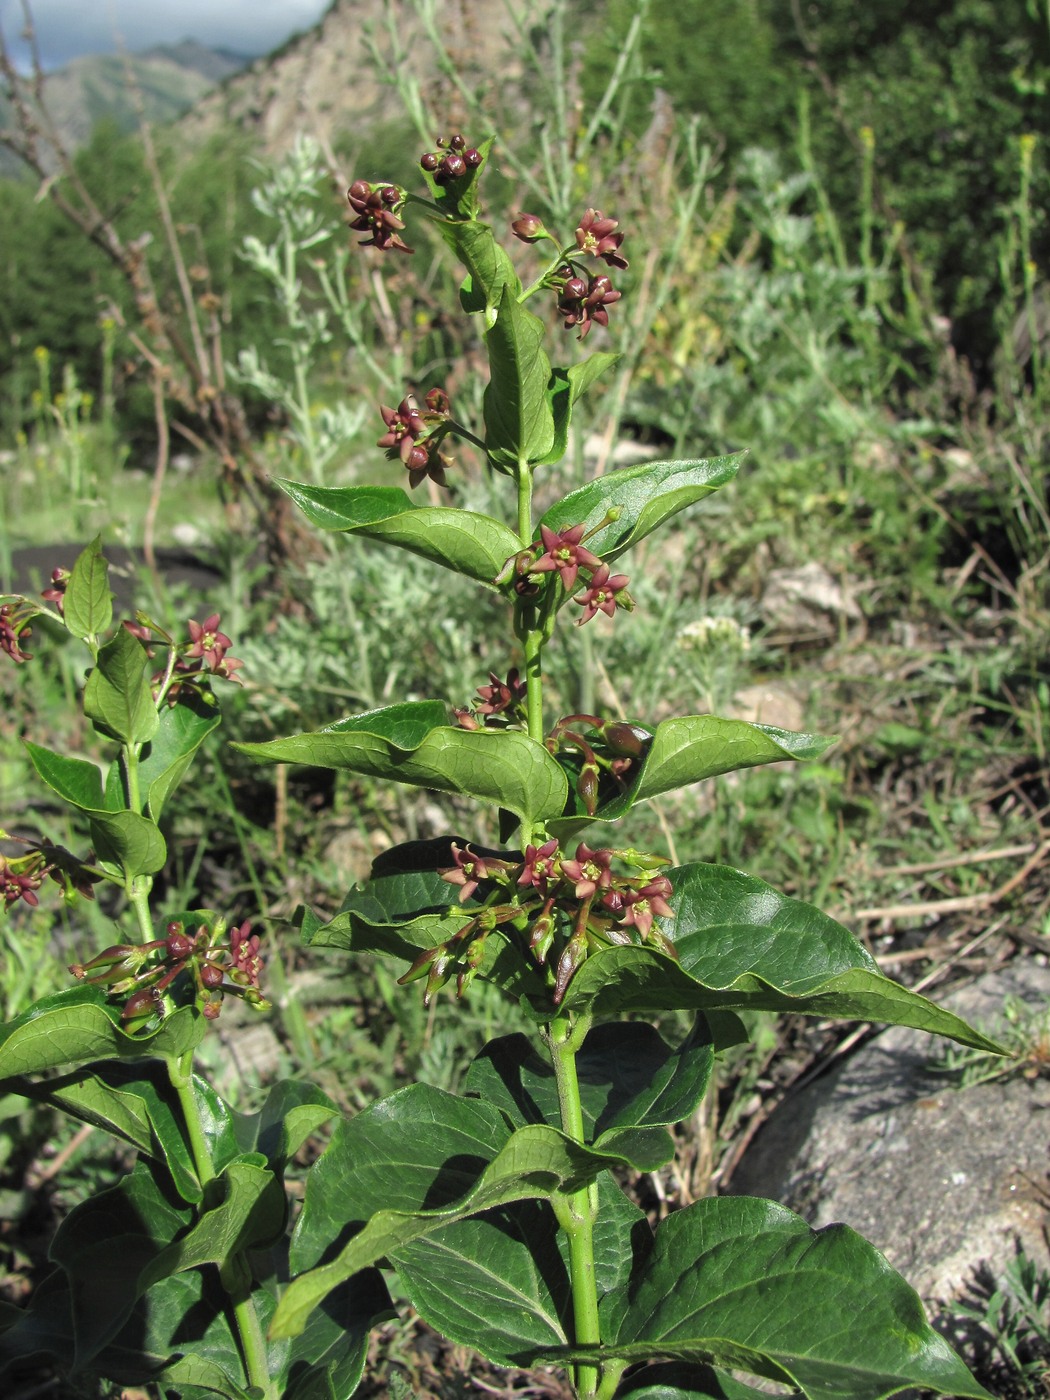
[548,1012,601,1399]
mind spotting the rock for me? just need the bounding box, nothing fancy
[760,561,862,639]
[728,960,1050,1313]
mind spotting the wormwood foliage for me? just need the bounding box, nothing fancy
[0,134,1001,1400]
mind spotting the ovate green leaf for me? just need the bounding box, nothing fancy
[277,480,521,585]
[63,536,113,643]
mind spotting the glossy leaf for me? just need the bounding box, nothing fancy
[464,1018,715,1136]
[277,479,521,584]
[539,455,743,563]
[615,1362,775,1399]
[548,865,1003,1053]
[550,714,838,832]
[48,1157,192,1368]
[234,702,567,829]
[3,1059,201,1201]
[537,350,620,469]
[0,986,205,1078]
[142,1156,286,1285]
[24,740,109,810]
[296,836,478,959]
[23,739,167,876]
[438,215,520,318]
[484,284,555,468]
[274,1081,670,1338]
[585,1197,994,1400]
[229,1079,339,1173]
[139,688,222,820]
[63,535,113,643]
[83,625,158,745]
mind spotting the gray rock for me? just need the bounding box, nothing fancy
[728,960,1050,1311]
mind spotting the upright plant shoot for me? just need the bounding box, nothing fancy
[0,134,1003,1400]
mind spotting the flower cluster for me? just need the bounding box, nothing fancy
[1,850,45,909]
[0,602,33,663]
[347,180,413,254]
[69,916,268,1027]
[453,667,528,731]
[555,271,622,340]
[377,388,453,489]
[514,523,633,626]
[544,712,652,815]
[420,132,483,186]
[125,611,244,702]
[401,839,674,1007]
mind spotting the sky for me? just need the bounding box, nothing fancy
[0,0,333,69]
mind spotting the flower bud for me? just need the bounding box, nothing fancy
[448,133,466,151]
[511,213,545,242]
[441,153,466,181]
[577,763,600,816]
[199,962,224,990]
[464,148,482,168]
[601,723,650,759]
[420,151,440,171]
[166,928,194,960]
[122,987,161,1027]
[348,179,371,201]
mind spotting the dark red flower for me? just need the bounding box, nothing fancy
[575,209,628,270]
[616,877,675,938]
[574,565,631,624]
[440,843,505,902]
[559,843,614,899]
[517,838,560,896]
[186,614,231,669]
[556,270,621,339]
[347,180,414,254]
[0,604,32,663]
[531,524,602,591]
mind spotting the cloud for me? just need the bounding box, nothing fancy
[0,0,331,68]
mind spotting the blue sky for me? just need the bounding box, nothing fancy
[0,0,333,69]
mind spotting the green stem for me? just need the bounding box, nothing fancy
[168,1052,275,1398]
[548,1011,602,1399]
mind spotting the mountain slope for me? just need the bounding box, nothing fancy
[176,0,528,161]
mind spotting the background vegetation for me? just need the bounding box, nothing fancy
[1,0,1048,1393]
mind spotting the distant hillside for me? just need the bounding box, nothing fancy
[0,40,249,174]
[176,0,528,163]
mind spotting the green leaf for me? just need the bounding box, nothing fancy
[2,1059,201,1202]
[234,702,567,829]
[139,688,222,820]
[229,1079,339,1173]
[0,986,205,1077]
[535,351,620,470]
[63,536,113,642]
[550,714,838,832]
[539,455,743,562]
[273,1082,669,1339]
[24,741,106,809]
[89,809,168,878]
[483,284,555,467]
[142,1157,286,1286]
[83,625,158,745]
[49,1157,192,1368]
[24,739,167,877]
[437,214,520,317]
[616,1361,773,1398]
[587,1197,993,1400]
[553,864,1005,1053]
[277,479,521,584]
[464,1018,714,1136]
